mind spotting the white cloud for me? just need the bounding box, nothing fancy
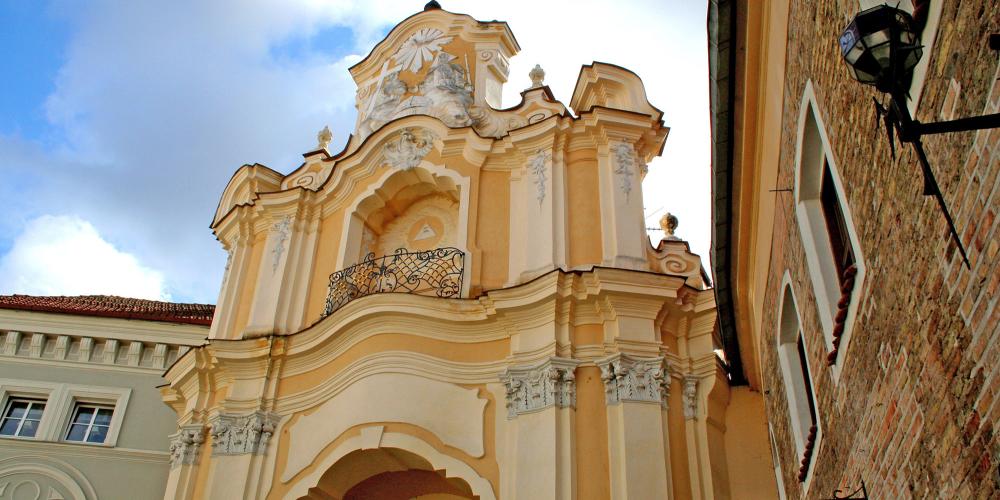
[1,0,712,303]
[0,215,168,300]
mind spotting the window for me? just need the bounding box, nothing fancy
[794,82,866,368]
[0,379,129,446]
[776,280,820,484]
[0,398,46,438]
[820,163,855,280]
[65,404,114,444]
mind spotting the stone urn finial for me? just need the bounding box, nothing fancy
[529,64,545,88]
[316,126,333,151]
[660,212,680,240]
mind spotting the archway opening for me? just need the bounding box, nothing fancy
[301,447,477,500]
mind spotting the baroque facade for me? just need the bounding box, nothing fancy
[710,0,1000,498]
[160,3,777,499]
[0,295,211,500]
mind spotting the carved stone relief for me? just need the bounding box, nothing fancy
[270,216,292,273]
[597,354,669,406]
[500,357,579,418]
[683,376,699,420]
[529,149,552,205]
[613,142,637,200]
[169,425,206,468]
[209,411,280,456]
[383,128,437,170]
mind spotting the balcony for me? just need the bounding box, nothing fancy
[322,247,465,317]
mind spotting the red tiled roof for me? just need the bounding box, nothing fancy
[0,294,215,326]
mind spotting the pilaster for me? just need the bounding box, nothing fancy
[500,357,580,499]
[597,353,671,499]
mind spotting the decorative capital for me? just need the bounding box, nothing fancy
[529,64,545,88]
[500,357,579,419]
[682,376,699,420]
[597,353,669,406]
[169,424,206,468]
[209,411,281,456]
[383,127,437,170]
[316,125,333,151]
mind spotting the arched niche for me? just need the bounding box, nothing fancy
[337,161,472,298]
[286,430,495,500]
[302,447,476,500]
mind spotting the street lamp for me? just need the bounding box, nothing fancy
[839,4,1000,269]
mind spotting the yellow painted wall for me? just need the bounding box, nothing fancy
[723,387,778,499]
[565,149,604,268]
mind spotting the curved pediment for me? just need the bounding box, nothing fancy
[570,62,664,123]
[211,163,283,229]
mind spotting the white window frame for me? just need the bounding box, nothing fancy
[776,273,822,490]
[0,380,58,441]
[0,378,130,447]
[793,81,867,376]
[64,403,115,444]
[768,424,788,500]
[1,397,48,438]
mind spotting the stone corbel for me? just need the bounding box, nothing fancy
[597,353,669,407]
[169,424,206,468]
[209,411,281,456]
[500,357,579,419]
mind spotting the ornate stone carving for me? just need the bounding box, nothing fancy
[270,216,292,273]
[209,411,280,456]
[683,376,699,420]
[597,354,668,406]
[383,127,437,170]
[316,126,332,151]
[529,149,551,205]
[529,64,545,88]
[500,357,579,419]
[395,28,453,73]
[613,143,637,200]
[469,106,527,137]
[169,425,205,468]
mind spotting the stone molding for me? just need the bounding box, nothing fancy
[209,411,280,456]
[597,353,668,406]
[500,357,579,419]
[168,424,206,468]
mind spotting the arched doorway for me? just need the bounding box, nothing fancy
[300,447,476,500]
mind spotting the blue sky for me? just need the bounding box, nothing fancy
[0,0,710,304]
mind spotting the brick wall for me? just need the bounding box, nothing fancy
[760,1,1000,498]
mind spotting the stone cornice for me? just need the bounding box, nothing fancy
[0,309,207,346]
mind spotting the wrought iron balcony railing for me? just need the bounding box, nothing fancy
[322,247,465,317]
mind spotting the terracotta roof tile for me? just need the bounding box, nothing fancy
[0,294,215,326]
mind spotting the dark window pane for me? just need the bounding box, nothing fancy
[797,335,818,425]
[93,408,113,426]
[87,425,108,443]
[7,401,28,419]
[66,423,88,441]
[19,419,39,437]
[73,407,95,425]
[26,403,45,420]
[820,163,855,281]
[0,419,19,435]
